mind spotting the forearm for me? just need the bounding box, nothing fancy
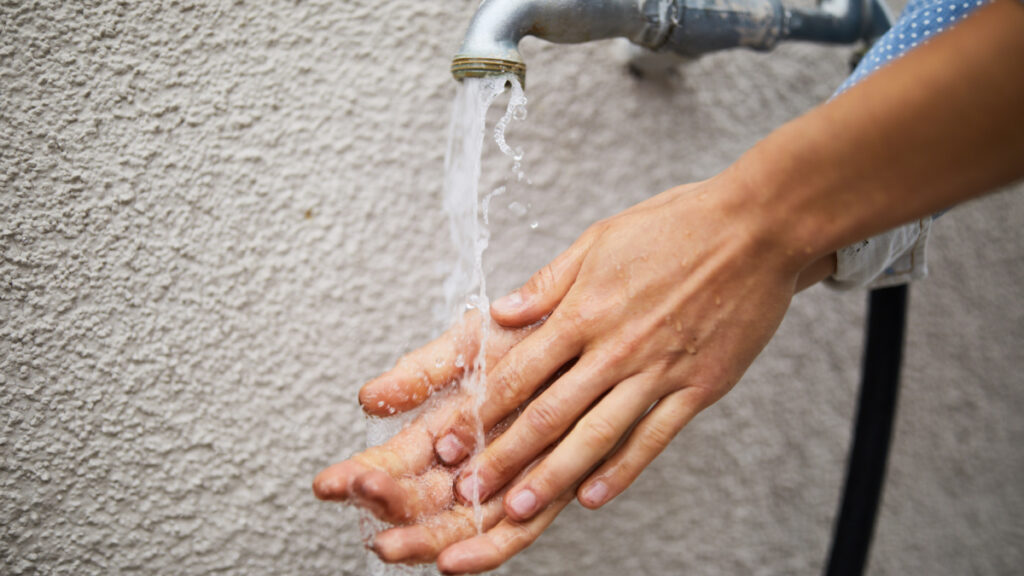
[732,0,1024,273]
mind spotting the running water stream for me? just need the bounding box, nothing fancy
[364,75,527,575]
[442,75,527,532]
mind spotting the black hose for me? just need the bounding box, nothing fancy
[824,284,908,576]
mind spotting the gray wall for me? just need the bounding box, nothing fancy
[2,1,1021,574]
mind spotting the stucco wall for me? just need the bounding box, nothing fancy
[2,1,1021,575]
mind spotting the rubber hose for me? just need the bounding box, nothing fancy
[824,284,908,576]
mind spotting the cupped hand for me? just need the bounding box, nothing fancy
[314,311,578,574]
[429,175,833,524]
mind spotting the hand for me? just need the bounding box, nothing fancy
[426,0,1024,532]
[428,176,832,527]
[314,312,577,573]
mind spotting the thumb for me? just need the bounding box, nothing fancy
[491,231,593,327]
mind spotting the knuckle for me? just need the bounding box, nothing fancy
[686,385,717,410]
[523,398,564,440]
[505,520,538,547]
[582,413,621,451]
[525,264,557,297]
[593,335,641,373]
[491,365,527,406]
[448,411,477,442]
[396,355,432,386]
[637,417,677,455]
[482,451,518,482]
[602,339,634,367]
[550,305,594,339]
[522,472,555,503]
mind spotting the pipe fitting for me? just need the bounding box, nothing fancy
[665,0,788,57]
[451,0,671,86]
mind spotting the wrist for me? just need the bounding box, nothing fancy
[712,144,830,279]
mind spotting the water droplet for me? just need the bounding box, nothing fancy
[435,357,445,368]
[529,220,539,230]
[508,201,528,216]
[455,354,465,368]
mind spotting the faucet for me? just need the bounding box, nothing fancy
[451,0,893,87]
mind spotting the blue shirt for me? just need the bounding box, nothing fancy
[828,0,993,288]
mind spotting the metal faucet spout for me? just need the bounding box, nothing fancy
[451,0,673,87]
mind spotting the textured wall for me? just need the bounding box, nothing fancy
[2,1,1021,575]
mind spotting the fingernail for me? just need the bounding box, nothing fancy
[581,481,609,506]
[457,473,483,502]
[493,290,523,311]
[436,434,466,464]
[508,488,537,518]
[312,476,342,500]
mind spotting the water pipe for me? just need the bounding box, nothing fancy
[451,0,893,86]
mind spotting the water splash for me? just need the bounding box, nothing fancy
[507,200,528,217]
[363,405,435,576]
[493,79,527,182]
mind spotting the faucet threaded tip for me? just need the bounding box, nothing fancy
[451,57,526,88]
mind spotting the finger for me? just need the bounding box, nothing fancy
[501,375,658,521]
[360,310,483,416]
[313,456,420,507]
[316,391,469,521]
[314,460,456,524]
[371,497,505,565]
[434,319,582,466]
[314,412,438,501]
[450,353,621,504]
[350,467,456,524]
[312,459,370,502]
[436,489,575,575]
[354,421,437,476]
[490,230,594,327]
[576,386,711,509]
[349,468,410,522]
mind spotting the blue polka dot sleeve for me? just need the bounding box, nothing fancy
[828,0,992,289]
